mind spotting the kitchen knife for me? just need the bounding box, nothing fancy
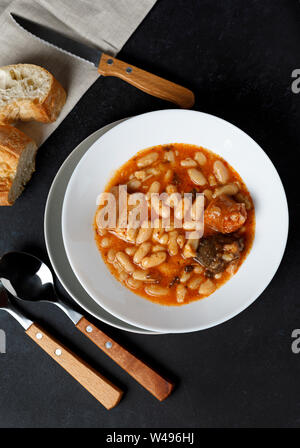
[11,13,195,108]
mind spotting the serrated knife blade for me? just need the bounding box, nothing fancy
[11,13,195,108]
[12,13,102,66]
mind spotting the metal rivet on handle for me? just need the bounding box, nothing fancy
[107,58,114,65]
[105,341,112,349]
[86,325,93,333]
[126,67,132,74]
[36,332,43,340]
[55,349,62,356]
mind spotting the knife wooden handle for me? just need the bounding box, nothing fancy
[98,53,195,109]
[26,323,123,409]
[76,317,174,402]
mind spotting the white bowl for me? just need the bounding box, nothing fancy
[62,110,288,333]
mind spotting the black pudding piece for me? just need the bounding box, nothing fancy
[193,234,244,276]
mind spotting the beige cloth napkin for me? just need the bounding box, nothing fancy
[0,0,157,145]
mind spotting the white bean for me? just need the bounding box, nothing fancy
[145,284,169,296]
[136,227,153,244]
[177,234,185,249]
[116,252,135,274]
[168,230,178,256]
[125,246,137,256]
[158,233,168,245]
[133,242,152,264]
[164,150,175,163]
[180,158,197,167]
[188,168,207,186]
[153,228,164,243]
[146,181,160,201]
[209,175,217,186]
[164,169,173,183]
[183,236,199,258]
[199,279,215,295]
[148,181,160,194]
[188,276,202,290]
[152,244,166,252]
[194,152,207,166]
[126,227,138,243]
[134,170,146,181]
[97,227,107,236]
[151,195,170,219]
[176,284,187,303]
[180,271,191,283]
[146,167,160,175]
[100,237,110,248]
[126,277,142,289]
[183,243,196,258]
[213,183,239,198]
[133,269,153,282]
[127,179,141,191]
[113,261,123,273]
[213,160,229,184]
[191,195,204,220]
[119,271,129,282]
[174,199,184,220]
[137,152,159,168]
[107,249,116,263]
[141,251,167,268]
[174,197,192,220]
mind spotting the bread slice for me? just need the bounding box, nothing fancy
[0,64,66,124]
[0,124,38,205]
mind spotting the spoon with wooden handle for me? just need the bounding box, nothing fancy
[0,283,122,409]
[0,252,174,401]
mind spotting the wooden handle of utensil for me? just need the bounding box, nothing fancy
[76,317,174,401]
[98,53,195,109]
[26,323,123,409]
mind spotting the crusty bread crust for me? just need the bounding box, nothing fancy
[0,124,37,205]
[0,181,12,206]
[0,64,66,124]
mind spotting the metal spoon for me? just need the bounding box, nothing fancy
[0,282,122,409]
[0,251,174,401]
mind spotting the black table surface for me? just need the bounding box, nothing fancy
[0,0,299,428]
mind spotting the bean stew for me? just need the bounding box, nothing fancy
[94,144,255,306]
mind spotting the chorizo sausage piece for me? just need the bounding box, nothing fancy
[204,194,247,234]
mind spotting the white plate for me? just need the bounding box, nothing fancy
[44,119,157,334]
[62,109,289,334]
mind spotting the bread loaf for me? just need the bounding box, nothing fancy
[0,64,66,124]
[0,124,38,205]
